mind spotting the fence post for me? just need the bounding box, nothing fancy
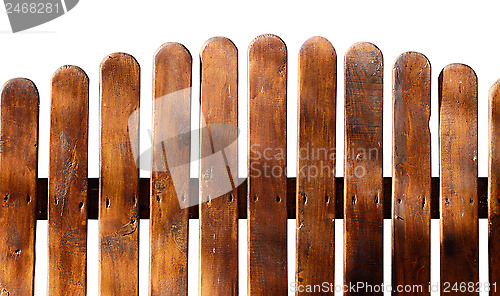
[392,52,431,295]
[99,53,140,295]
[248,34,288,295]
[439,64,478,295]
[344,42,384,296]
[199,37,239,296]
[48,65,89,296]
[150,43,192,296]
[296,36,336,295]
[0,78,39,296]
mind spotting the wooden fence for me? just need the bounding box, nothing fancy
[0,34,497,295]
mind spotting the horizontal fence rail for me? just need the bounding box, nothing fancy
[32,177,490,220]
[0,33,499,295]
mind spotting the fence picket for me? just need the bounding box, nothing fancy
[392,52,431,295]
[99,53,140,295]
[439,64,478,296]
[490,79,500,296]
[248,34,288,295]
[0,78,39,296]
[48,66,89,296]
[150,43,192,296]
[344,42,384,296]
[199,37,239,296]
[296,36,336,295]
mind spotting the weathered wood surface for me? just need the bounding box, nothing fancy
[392,52,431,295]
[296,36,336,295]
[344,42,384,295]
[48,66,89,296]
[99,53,140,296]
[439,64,478,295]
[199,37,239,296]
[490,79,500,296]
[34,176,489,220]
[248,34,288,295]
[0,78,39,296]
[150,43,192,296]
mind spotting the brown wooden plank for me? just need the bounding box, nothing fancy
[99,53,140,295]
[296,36,336,295]
[392,52,431,295]
[199,37,239,295]
[34,176,490,220]
[0,78,39,296]
[490,79,500,296]
[344,42,384,295]
[248,34,288,295]
[439,63,478,295]
[150,43,192,296]
[48,66,89,295]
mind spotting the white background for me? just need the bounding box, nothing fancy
[0,0,497,294]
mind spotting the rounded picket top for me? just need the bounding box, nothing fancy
[438,63,477,106]
[1,78,39,107]
[201,36,237,59]
[52,65,88,82]
[345,41,383,65]
[100,52,140,77]
[154,42,192,68]
[300,36,336,59]
[248,34,287,58]
[439,63,477,82]
[393,51,430,74]
[490,78,500,102]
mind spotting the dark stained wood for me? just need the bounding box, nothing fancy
[0,78,39,296]
[48,66,89,296]
[344,42,384,295]
[439,64,478,295]
[34,176,489,220]
[99,53,140,296]
[296,36,336,295]
[150,43,192,296]
[490,79,500,296]
[199,37,239,296]
[392,52,431,295]
[248,34,288,295]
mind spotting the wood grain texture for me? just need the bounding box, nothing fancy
[296,36,336,295]
[199,37,239,296]
[392,52,431,295]
[0,78,39,296]
[48,66,89,296]
[150,43,192,296]
[248,34,288,295]
[99,53,140,296]
[344,42,384,295]
[439,64,478,295]
[34,176,491,220]
[490,79,500,296]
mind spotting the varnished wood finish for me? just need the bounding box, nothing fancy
[439,64,478,295]
[344,42,384,295]
[392,52,431,295]
[248,34,288,295]
[48,66,89,296]
[199,37,239,296]
[33,176,490,220]
[490,79,500,296]
[150,43,192,296]
[0,78,39,296]
[99,53,140,296]
[296,36,336,295]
